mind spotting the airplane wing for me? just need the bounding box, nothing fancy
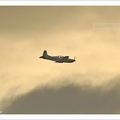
[64,56,69,59]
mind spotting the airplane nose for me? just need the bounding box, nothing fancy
[70,59,75,62]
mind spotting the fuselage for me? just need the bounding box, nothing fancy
[40,55,75,63]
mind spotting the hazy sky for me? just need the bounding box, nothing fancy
[1,6,120,113]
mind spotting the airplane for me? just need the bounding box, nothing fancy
[39,50,76,63]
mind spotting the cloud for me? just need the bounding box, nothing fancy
[1,6,120,114]
[2,75,120,114]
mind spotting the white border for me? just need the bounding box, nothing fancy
[0,1,120,6]
[0,115,120,119]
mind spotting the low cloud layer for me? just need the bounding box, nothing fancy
[3,75,120,114]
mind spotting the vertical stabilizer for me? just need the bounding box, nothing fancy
[43,50,47,57]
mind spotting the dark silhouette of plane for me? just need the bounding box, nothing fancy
[40,50,76,63]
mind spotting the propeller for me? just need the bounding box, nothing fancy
[74,56,76,60]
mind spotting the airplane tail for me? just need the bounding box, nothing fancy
[40,50,48,58]
[43,50,48,57]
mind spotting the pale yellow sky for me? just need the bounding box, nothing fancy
[1,7,120,113]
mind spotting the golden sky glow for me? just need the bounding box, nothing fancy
[1,7,120,113]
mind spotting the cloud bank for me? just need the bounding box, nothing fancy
[3,75,120,114]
